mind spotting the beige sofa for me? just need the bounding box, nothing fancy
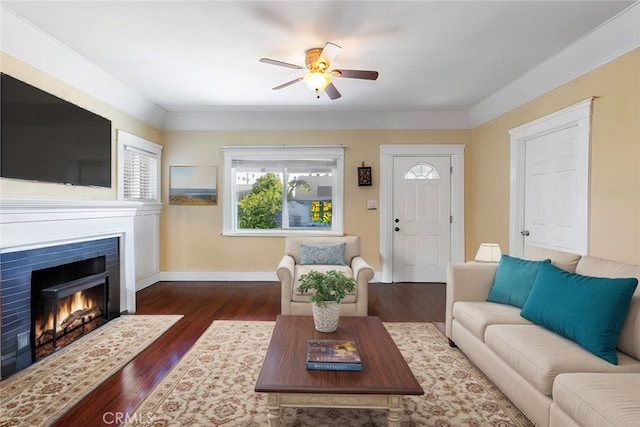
[446,246,640,427]
[277,236,374,316]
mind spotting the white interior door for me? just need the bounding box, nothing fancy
[510,98,591,256]
[524,128,587,252]
[392,156,451,282]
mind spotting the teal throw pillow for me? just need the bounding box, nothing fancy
[520,262,638,364]
[487,255,551,308]
[300,242,346,265]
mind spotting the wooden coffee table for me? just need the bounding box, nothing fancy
[255,315,424,426]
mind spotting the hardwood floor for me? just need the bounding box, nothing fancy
[53,281,445,426]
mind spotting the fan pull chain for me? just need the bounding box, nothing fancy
[315,89,320,99]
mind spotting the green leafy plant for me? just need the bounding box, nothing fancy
[238,173,282,229]
[297,270,356,307]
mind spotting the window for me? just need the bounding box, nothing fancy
[404,163,440,180]
[222,146,344,235]
[117,131,162,202]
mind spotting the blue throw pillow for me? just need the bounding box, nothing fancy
[300,243,346,265]
[487,255,551,308]
[521,262,638,364]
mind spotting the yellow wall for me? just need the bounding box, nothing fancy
[0,53,162,199]
[468,48,640,264]
[3,48,638,270]
[160,130,470,272]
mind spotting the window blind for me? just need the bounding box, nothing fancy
[123,145,158,201]
[231,159,337,169]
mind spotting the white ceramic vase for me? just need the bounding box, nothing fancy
[311,301,340,332]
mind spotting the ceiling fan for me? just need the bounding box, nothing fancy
[259,42,379,100]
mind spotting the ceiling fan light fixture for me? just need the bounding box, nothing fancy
[303,72,331,91]
[260,41,377,100]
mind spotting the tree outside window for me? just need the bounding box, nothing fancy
[238,173,282,229]
[223,146,344,235]
[237,170,333,230]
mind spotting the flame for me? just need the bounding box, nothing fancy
[35,291,99,339]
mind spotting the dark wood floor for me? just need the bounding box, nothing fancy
[53,281,445,426]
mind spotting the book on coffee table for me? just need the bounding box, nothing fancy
[306,339,362,371]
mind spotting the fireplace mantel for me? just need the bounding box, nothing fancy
[0,197,142,314]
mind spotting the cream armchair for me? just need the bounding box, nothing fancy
[277,236,374,316]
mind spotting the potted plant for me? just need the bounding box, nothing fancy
[298,270,356,332]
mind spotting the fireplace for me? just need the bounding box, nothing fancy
[0,237,121,378]
[31,256,110,360]
[0,198,140,379]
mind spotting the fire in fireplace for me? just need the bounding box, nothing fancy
[31,256,110,360]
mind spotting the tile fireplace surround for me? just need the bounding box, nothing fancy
[0,198,141,378]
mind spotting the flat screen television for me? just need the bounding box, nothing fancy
[1,73,112,188]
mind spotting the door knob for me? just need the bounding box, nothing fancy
[521,230,530,236]
[394,218,400,223]
[394,227,400,232]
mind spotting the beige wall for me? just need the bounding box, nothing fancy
[160,130,470,272]
[468,48,640,264]
[0,53,162,199]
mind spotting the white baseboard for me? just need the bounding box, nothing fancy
[157,271,383,283]
[136,272,162,291]
[160,271,278,282]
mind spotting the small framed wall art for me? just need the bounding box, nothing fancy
[357,162,372,186]
[170,166,217,205]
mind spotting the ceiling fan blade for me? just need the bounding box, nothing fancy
[272,77,303,90]
[331,69,379,80]
[324,82,341,100]
[259,58,305,70]
[319,42,341,66]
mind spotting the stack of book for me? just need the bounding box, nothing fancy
[306,339,362,371]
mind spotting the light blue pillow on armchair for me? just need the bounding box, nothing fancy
[521,262,638,364]
[300,242,346,265]
[487,255,551,308]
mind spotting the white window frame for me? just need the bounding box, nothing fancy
[222,145,345,236]
[117,130,162,203]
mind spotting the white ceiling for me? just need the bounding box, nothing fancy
[1,1,636,126]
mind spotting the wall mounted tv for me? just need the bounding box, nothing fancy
[1,73,112,188]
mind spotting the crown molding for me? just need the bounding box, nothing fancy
[467,3,640,128]
[2,3,638,131]
[162,110,471,130]
[0,6,168,129]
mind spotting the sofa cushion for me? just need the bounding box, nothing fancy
[484,325,640,396]
[486,255,551,308]
[521,263,638,364]
[285,236,360,265]
[452,301,533,341]
[552,373,640,427]
[300,242,346,265]
[523,245,582,273]
[575,256,640,361]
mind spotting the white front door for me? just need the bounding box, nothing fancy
[392,156,451,282]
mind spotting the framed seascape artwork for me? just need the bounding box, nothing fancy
[170,166,217,205]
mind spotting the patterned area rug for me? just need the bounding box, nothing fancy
[0,314,183,427]
[125,320,533,426]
